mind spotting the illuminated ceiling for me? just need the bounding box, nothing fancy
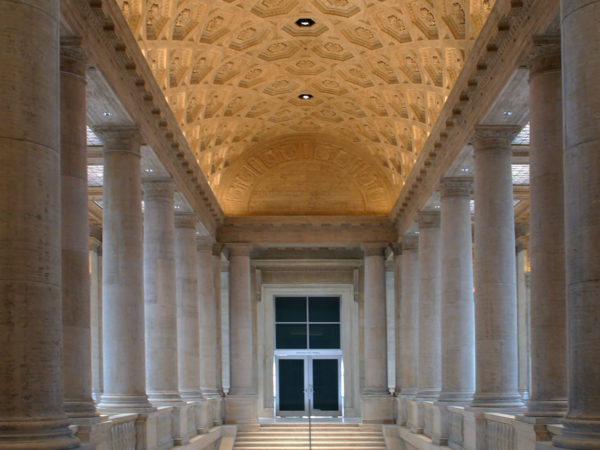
[116,0,493,216]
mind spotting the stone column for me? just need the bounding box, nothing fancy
[198,238,219,398]
[225,244,257,423]
[96,126,152,413]
[175,214,202,401]
[515,236,530,403]
[553,2,600,447]
[212,245,225,424]
[523,35,567,419]
[362,244,394,423]
[398,235,419,397]
[143,179,183,406]
[438,178,475,404]
[0,0,78,446]
[471,125,523,410]
[416,211,442,400]
[89,236,103,401]
[394,245,403,395]
[60,37,98,422]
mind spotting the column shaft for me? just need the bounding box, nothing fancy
[524,35,567,418]
[97,127,152,412]
[0,0,78,446]
[143,179,182,405]
[89,237,103,401]
[60,37,98,420]
[394,246,402,393]
[228,245,254,395]
[175,214,202,400]
[471,125,523,409]
[416,211,442,399]
[198,238,219,396]
[399,235,419,396]
[438,178,475,404]
[554,1,600,446]
[363,245,388,393]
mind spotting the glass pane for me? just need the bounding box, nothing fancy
[279,359,305,411]
[276,324,307,349]
[309,297,340,322]
[313,359,338,411]
[275,297,307,322]
[309,324,340,349]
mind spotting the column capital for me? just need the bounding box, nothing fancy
[402,233,419,251]
[418,210,441,228]
[142,178,174,199]
[89,236,102,253]
[94,126,141,156]
[212,242,225,257]
[174,212,196,229]
[440,177,473,198]
[227,243,252,257]
[473,124,521,152]
[60,36,87,79]
[529,34,561,78]
[197,236,215,251]
[362,243,387,257]
[392,243,402,256]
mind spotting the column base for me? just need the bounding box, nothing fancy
[524,399,568,418]
[98,394,155,414]
[470,392,525,412]
[415,388,441,401]
[0,417,80,450]
[224,395,257,425]
[553,418,600,449]
[148,391,186,407]
[361,394,394,424]
[436,391,473,405]
[64,401,101,420]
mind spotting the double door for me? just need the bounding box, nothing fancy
[276,355,341,417]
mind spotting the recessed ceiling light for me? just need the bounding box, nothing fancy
[102,111,112,117]
[434,205,440,209]
[299,93,313,100]
[502,111,513,116]
[144,168,154,174]
[461,167,469,173]
[296,18,315,27]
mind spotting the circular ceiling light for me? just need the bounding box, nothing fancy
[296,18,315,27]
[298,93,313,100]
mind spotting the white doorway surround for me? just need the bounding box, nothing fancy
[258,284,360,419]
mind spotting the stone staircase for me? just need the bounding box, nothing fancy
[233,422,387,449]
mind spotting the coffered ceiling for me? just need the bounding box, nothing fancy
[115,0,494,216]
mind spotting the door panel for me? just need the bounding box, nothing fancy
[312,359,339,413]
[278,359,306,414]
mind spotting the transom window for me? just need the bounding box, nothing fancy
[275,296,340,350]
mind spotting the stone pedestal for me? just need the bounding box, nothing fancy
[398,235,419,404]
[554,1,600,447]
[416,211,441,400]
[0,1,79,447]
[60,37,99,422]
[226,244,257,423]
[438,178,475,405]
[95,127,153,413]
[471,125,523,411]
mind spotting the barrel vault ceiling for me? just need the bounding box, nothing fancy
[115,0,494,216]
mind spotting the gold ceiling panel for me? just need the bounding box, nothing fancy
[117,0,493,216]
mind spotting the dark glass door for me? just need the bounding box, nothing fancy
[312,358,339,413]
[278,359,306,414]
